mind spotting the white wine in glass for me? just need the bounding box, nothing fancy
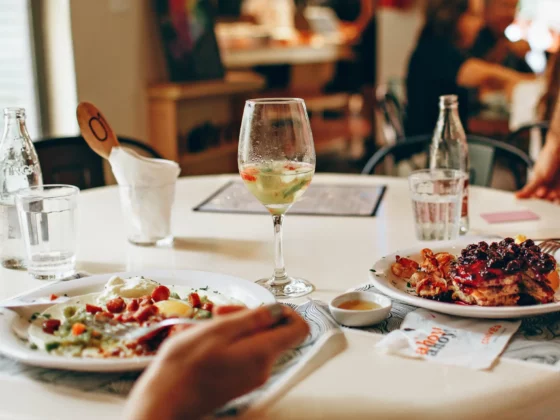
[238,98,316,298]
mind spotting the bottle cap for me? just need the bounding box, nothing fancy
[3,107,25,118]
[439,95,459,109]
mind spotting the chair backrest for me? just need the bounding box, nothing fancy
[34,137,105,190]
[375,84,405,144]
[118,138,163,159]
[361,135,533,189]
[505,121,549,162]
[505,121,549,145]
[34,136,162,190]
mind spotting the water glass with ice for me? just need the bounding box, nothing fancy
[408,169,465,241]
[16,185,79,279]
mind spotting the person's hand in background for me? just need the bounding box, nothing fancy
[517,83,560,202]
[123,304,309,420]
[516,137,560,203]
[508,39,531,60]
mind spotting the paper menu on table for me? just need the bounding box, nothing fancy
[194,181,387,217]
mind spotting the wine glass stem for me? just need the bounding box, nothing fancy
[271,214,288,284]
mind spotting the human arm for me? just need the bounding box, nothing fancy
[483,38,531,64]
[457,58,534,97]
[355,0,374,34]
[123,304,309,420]
[341,0,375,43]
[516,96,560,202]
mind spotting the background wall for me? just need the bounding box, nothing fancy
[69,0,167,142]
[376,4,423,86]
[68,0,424,141]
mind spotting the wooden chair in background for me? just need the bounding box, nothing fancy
[34,137,161,190]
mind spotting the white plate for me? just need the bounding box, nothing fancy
[0,269,275,372]
[369,240,560,319]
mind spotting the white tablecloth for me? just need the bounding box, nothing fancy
[1,174,560,420]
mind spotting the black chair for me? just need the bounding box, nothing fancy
[34,136,162,190]
[505,121,549,148]
[361,135,533,189]
[375,84,406,144]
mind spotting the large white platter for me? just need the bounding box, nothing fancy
[0,269,275,372]
[369,240,560,319]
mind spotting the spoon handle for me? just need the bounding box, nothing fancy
[76,102,120,159]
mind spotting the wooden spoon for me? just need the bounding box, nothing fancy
[76,102,120,159]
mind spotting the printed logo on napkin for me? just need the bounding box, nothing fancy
[375,309,521,370]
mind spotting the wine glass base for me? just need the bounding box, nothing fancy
[256,277,314,299]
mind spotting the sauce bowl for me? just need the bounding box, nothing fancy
[329,291,392,327]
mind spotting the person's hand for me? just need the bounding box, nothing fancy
[339,23,360,44]
[485,38,510,64]
[516,138,560,203]
[508,40,531,59]
[123,304,309,420]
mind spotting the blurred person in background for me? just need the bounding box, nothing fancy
[471,0,533,73]
[517,51,560,202]
[240,0,297,89]
[405,0,533,136]
[538,51,560,121]
[319,0,376,93]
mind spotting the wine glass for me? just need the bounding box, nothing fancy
[238,98,316,298]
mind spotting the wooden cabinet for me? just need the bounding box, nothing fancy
[147,71,265,175]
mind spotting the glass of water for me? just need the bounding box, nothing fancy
[16,185,79,280]
[408,169,465,241]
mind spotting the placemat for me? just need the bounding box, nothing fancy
[349,283,560,370]
[194,181,387,217]
[0,300,345,418]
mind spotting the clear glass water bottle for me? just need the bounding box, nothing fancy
[429,95,469,235]
[0,107,42,269]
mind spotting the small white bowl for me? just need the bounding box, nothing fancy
[329,291,392,327]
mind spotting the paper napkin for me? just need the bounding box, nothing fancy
[109,147,180,241]
[375,309,521,370]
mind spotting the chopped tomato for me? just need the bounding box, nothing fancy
[72,323,86,336]
[85,304,103,314]
[151,285,170,302]
[94,311,114,322]
[242,166,259,175]
[201,302,214,312]
[120,313,136,323]
[284,163,297,170]
[91,330,102,338]
[127,299,140,312]
[49,294,58,301]
[240,172,257,182]
[42,319,61,334]
[134,305,159,322]
[139,297,154,307]
[212,305,246,316]
[106,297,126,313]
[188,292,201,308]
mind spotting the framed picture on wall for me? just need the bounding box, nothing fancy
[154,0,225,82]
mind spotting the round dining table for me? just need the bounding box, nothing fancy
[1,174,560,420]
